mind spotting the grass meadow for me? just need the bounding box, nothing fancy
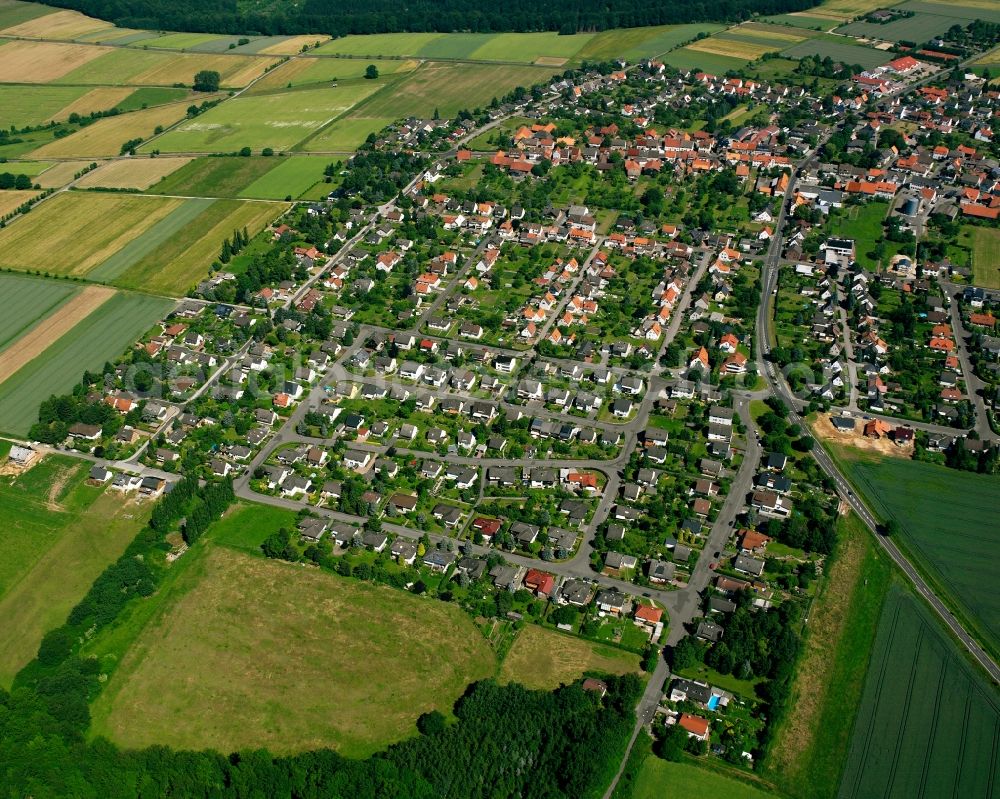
[300,114,394,152]
[837,586,1000,799]
[89,544,497,757]
[500,624,642,690]
[0,273,77,352]
[147,155,281,197]
[830,444,1000,662]
[148,83,381,153]
[631,759,781,799]
[0,291,172,434]
[0,456,149,685]
[968,226,1000,289]
[238,154,330,199]
[780,38,891,68]
[356,61,559,120]
[766,514,892,799]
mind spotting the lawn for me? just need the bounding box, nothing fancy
[0,457,149,685]
[631,758,781,799]
[29,101,190,158]
[357,61,559,119]
[238,154,330,199]
[147,155,280,197]
[825,201,889,270]
[829,444,1000,661]
[148,83,381,153]
[780,38,891,68]
[968,226,1000,289]
[838,586,1000,799]
[500,624,642,690]
[766,514,892,799]
[113,199,286,296]
[0,273,78,352]
[0,291,172,435]
[0,192,183,276]
[89,545,496,757]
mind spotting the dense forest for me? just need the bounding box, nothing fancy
[43,0,821,37]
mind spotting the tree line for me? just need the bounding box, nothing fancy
[42,0,820,37]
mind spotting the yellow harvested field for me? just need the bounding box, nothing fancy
[130,53,278,88]
[258,35,330,55]
[30,102,189,158]
[535,56,568,66]
[33,160,93,188]
[0,8,112,39]
[74,157,194,189]
[686,37,774,60]
[975,49,1000,65]
[737,22,809,43]
[0,190,38,217]
[0,285,114,385]
[0,40,109,83]
[0,192,182,276]
[800,0,889,20]
[44,86,134,123]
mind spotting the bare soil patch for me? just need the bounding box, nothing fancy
[812,412,912,458]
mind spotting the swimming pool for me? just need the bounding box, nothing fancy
[707,694,720,711]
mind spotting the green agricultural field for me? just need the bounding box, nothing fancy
[114,86,189,111]
[0,291,172,435]
[0,274,78,352]
[0,192,185,276]
[766,514,892,799]
[631,758,781,799]
[0,0,54,30]
[897,0,1000,24]
[301,114,394,152]
[462,31,594,62]
[250,56,415,91]
[89,545,497,757]
[830,445,1000,660]
[238,154,330,199]
[3,159,55,177]
[662,46,750,74]
[0,456,149,685]
[113,199,285,295]
[88,197,215,282]
[837,13,967,42]
[148,83,381,153]
[314,31,443,57]
[761,13,834,29]
[500,624,642,690]
[781,38,891,68]
[0,84,89,128]
[968,226,1000,289]
[577,24,725,62]
[138,32,226,50]
[147,155,279,197]
[838,586,1000,799]
[357,62,558,120]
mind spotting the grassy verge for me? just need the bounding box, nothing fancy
[764,513,890,799]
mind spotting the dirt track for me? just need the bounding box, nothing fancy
[0,285,114,385]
